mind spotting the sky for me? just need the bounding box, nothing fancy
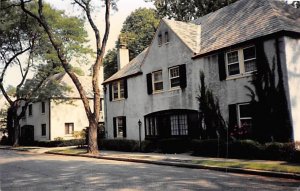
[4,0,154,88]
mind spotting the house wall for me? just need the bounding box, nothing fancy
[20,101,50,141]
[284,36,300,142]
[105,21,297,142]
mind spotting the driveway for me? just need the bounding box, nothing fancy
[0,150,299,191]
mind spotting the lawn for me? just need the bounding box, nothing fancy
[50,148,300,174]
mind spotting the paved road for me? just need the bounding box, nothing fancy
[0,150,299,191]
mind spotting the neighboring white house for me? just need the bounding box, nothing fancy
[103,0,300,142]
[19,73,104,141]
[0,96,9,140]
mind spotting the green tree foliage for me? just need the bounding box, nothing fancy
[103,8,160,79]
[146,0,238,21]
[197,72,227,140]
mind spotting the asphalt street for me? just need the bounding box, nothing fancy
[0,150,299,191]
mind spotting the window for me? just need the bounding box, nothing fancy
[65,123,74,135]
[165,31,169,43]
[169,66,180,88]
[41,102,45,113]
[238,104,252,130]
[153,70,163,92]
[100,98,103,112]
[170,114,188,136]
[113,117,126,138]
[28,104,32,116]
[112,80,125,100]
[158,34,162,46]
[145,117,158,136]
[41,124,46,136]
[226,46,256,77]
[21,106,26,119]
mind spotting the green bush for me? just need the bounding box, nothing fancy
[157,138,191,154]
[141,140,158,153]
[0,136,10,145]
[264,142,295,161]
[98,139,140,152]
[34,139,85,147]
[191,139,225,157]
[228,140,264,159]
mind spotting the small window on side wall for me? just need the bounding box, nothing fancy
[65,123,74,135]
[41,102,45,114]
[169,66,180,88]
[153,70,163,92]
[158,34,162,46]
[28,104,33,116]
[165,31,169,43]
[41,124,46,136]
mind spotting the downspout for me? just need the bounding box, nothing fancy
[48,99,51,140]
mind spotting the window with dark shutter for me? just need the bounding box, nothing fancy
[218,53,226,81]
[123,79,128,98]
[229,104,237,132]
[122,117,127,138]
[146,73,153,94]
[179,64,187,89]
[113,117,117,138]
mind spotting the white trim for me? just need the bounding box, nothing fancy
[237,103,252,127]
[152,70,163,92]
[169,66,180,89]
[112,80,125,101]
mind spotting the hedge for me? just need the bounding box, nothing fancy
[28,139,85,147]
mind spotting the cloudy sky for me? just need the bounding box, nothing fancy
[4,0,154,87]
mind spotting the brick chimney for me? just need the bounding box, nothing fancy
[117,35,129,70]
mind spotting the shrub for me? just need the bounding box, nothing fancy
[35,139,85,147]
[141,140,158,153]
[228,139,264,159]
[192,139,225,157]
[54,137,64,141]
[157,138,191,154]
[98,139,140,152]
[264,142,295,161]
[0,135,10,145]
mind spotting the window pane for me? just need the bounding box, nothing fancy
[154,71,162,82]
[171,78,180,88]
[113,82,118,99]
[154,82,163,91]
[170,67,179,78]
[239,104,251,118]
[117,118,123,137]
[179,115,188,135]
[170,115,179,135]
[243,47,256,60]
[227,51,238,64]
[119,81,124,98]
[245,60,257,73]
[228,63,240,75]
[240,119,252,129]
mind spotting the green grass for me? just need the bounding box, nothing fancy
[190,160,300,174]
[50,148,87,155]
[50,148,300,174]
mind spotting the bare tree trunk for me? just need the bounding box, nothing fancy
[88,118,98,154]
[12,117,20,147]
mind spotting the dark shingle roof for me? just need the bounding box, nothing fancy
[192,0,300,56]
[103,48,148,84]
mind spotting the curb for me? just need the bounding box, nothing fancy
[45,151,300,180]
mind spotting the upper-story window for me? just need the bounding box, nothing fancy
[41,102,45,114]
[112,80,125,100]
[28,104,33,116]
[22,106,26,119]
[226,46,256,77]
[158,33,162,46]
[65,123,74,135]
[165,31,169,43]
[169,66,180,88]
[153,70,163,92]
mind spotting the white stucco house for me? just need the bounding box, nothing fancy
[19,73,104,141]
[103,0,300,142]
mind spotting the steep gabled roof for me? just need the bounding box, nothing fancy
[163,19,201,53]
[192,0,300,56]
[103,48,149,84]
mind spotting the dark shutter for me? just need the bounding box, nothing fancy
[255,41,263,71]
[123,79,128,99]
[109,84,112,101]
[179,64,187,89]
[218,52,226,81]
[122,117,127,138]
[228,104,237,132]
[146,73,153,95]
[113,117,117,138]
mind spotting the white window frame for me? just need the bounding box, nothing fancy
[152,70,163,92]
[116,117,124,138]
[112,80,125,101]
[65,123,74,135]
[169,66,180,89]
[237,103,252,128]
[226,46,257,78]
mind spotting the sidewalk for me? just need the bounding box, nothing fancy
[1,145,300,180]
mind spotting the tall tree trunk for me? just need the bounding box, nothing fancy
[12,116,20,147]
[88,118,98,154]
